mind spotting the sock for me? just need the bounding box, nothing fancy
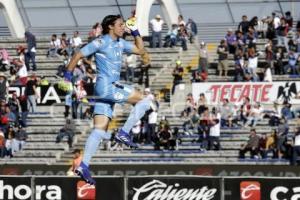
[82,129,111,166]
[121,98,151,134]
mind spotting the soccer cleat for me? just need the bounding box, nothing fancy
[75,162,96,185]
[115,129,139,148]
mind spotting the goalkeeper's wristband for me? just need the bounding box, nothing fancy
[131,30,140,37]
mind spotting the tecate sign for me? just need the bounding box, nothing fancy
[0,180,62,200]
[132,179,217,200]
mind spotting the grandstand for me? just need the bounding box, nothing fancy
[0,0,299,199]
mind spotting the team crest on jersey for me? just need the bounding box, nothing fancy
[114,92,124,100]
[93,38,104,47]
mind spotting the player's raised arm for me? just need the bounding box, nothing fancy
[126,17,145,55]
[64,37,103,81]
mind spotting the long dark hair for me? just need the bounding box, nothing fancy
[101,15,121,34]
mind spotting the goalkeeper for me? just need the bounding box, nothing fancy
[64,15,154,185]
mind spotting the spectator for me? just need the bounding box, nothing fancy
[277,18,289,51]
[292,127,300,165]
[156,125,172,150]
[47,34,60,57]
[239,128,260,158]
[281,102,294,120]
[247,47,259,81]
[5,131,13,157]
[124,54,137,83]
[273,12,281,34]
[225,28,237,54]
[236,31,246,52]
[285,11,293,30]
[25,74,38,113]
[13,45,28,85]
[24,31,37,71]
[88,22,102,43]
[184,93,196,115]
[208,107,221,150]
[198,41,208,73]
[217,39,228,77]
[178,24,188,51]
[276,118,289,158]
[256,17,268,38]
[8,93,20,123]
[178,14,186,27]
[57,33,70,58]
[0,48,10,71]
[5,106,17,127]
[265,40,275,74]
[0,129,5,157]
[138,52,150,87]
[197,93,207,115]
[234,48,246,81]
[198,108,211,150]
[265,16,276,40]
[56,119,76,148]
[245,103,263,127]
[220,99,233,127]
[274,47,284,75]
[186,18,197,43]
[246,27,257,49]
[0,72,8,101]
[258,133,268,158]
[240,97,252,124]
[19,95,28,127]
[70,31,82,54]
[182,110,192,135]
[284,50,299,75]
[150,14,164,48]
[14,125,27,151]
[249,16,258,30]
[67,149,82,175]
[73,82,87,119]
[238,15,250,35]
[263,130,278,158]
[171,60,183,94]
[164,24,178,48]
[158,116,169,131]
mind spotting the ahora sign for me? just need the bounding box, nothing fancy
[0,180,62,200]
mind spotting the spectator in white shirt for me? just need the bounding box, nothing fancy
[47,34,61,57]
[150,15,164,48]
[208,107,221,150]
[245,103,263,127]
[70,31,83,54]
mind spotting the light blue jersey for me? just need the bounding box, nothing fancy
[81,34,133,84]
[80,34,135,118]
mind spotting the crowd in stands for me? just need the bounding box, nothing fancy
[150,14,197,51]
[0,11,299,166]
[180,90,300,163]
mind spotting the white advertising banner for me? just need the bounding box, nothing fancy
[192,81,300,105]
